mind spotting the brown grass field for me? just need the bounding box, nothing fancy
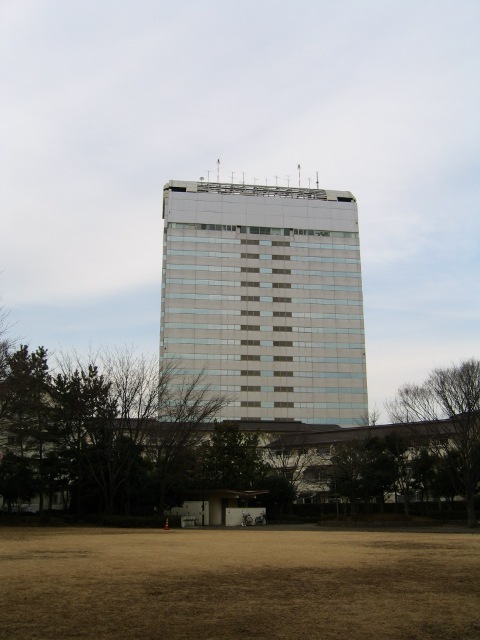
[1,525,479,640]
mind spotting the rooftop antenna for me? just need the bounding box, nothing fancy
[230,171,235,184]
[316,171,319,189]
[308,178,311,188]
[207,170,210,182]
[241,171,245,185]
[217,158,220,183]
[297,164,301,188]
[274,174,279,187]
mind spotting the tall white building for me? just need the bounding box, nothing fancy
[161,180,368,427]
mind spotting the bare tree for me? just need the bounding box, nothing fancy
[386,359,480,527]
[383,432,417,515]
[263,434,316,491]
[355,405,382,427]
[54,348,231,515]
[0,302,15,416]
[146,367,231,513]
[54,348,175,515]
[0,302,13,344]
[99,347,172,514]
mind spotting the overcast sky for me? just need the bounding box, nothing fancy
[1,0,479,419]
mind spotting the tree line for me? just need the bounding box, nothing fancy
[1,305,478,525]
[329,431,459,517]
[0,344,295,517]
[0,344,219,515]
[331,359,480,527]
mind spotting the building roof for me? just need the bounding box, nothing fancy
[220,419,343,435]
[129,416,457,448]
[263,418,457,449]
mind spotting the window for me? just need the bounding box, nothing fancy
[168,225,358,240]
[196,223,237,231]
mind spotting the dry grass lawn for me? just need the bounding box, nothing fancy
[1,525,479,640]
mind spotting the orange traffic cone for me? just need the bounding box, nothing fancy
[164,518,170,530]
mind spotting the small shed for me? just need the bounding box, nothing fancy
[168,489,269,526]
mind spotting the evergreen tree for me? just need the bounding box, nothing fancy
[203,423,267,490]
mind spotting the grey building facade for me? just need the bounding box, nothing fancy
[161,180,368,427]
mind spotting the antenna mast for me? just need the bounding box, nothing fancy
[217,159,220,183]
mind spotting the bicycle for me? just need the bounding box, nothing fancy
[241,510,253,526]
[254,511,267,525]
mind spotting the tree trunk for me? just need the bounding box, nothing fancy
[38,443,44,515]
[350,491,357,516]
[466,491,477,528]
[123,460,132,516]
[157,474,167,517]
